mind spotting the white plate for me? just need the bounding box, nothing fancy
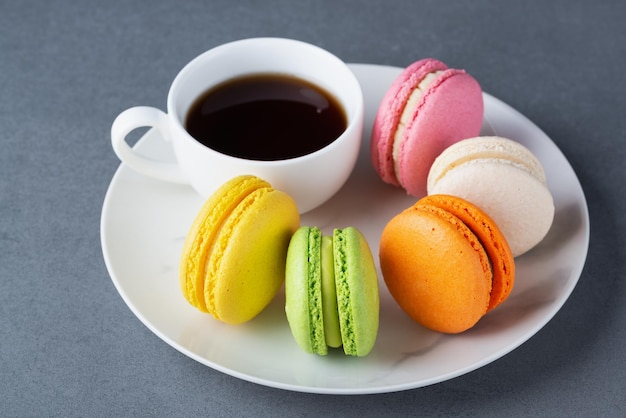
[101,64,589,394]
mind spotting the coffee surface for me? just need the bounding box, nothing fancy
[185,74,347,160]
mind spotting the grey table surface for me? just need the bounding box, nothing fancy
[2,0,625,416]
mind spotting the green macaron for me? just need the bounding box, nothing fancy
[285,226,379,356]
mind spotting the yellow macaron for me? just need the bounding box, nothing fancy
[180,175,300,324]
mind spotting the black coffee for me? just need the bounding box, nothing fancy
[185,74,347,160]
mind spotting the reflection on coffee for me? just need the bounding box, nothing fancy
[185,74,347,160]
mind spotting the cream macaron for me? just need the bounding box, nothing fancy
[427,136,554,257]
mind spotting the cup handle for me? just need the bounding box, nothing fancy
[111,106,189,184]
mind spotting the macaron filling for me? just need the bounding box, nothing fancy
[320,235,342,348]
[392,70,443,180]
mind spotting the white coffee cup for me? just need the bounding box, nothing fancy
[111,37,364,213]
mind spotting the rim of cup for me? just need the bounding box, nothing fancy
[166,37,364,165]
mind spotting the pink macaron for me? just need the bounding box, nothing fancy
[370,58,484,197]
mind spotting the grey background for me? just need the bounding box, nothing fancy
[2,0,624,416]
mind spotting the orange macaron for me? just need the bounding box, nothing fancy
[379,194,515,333]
